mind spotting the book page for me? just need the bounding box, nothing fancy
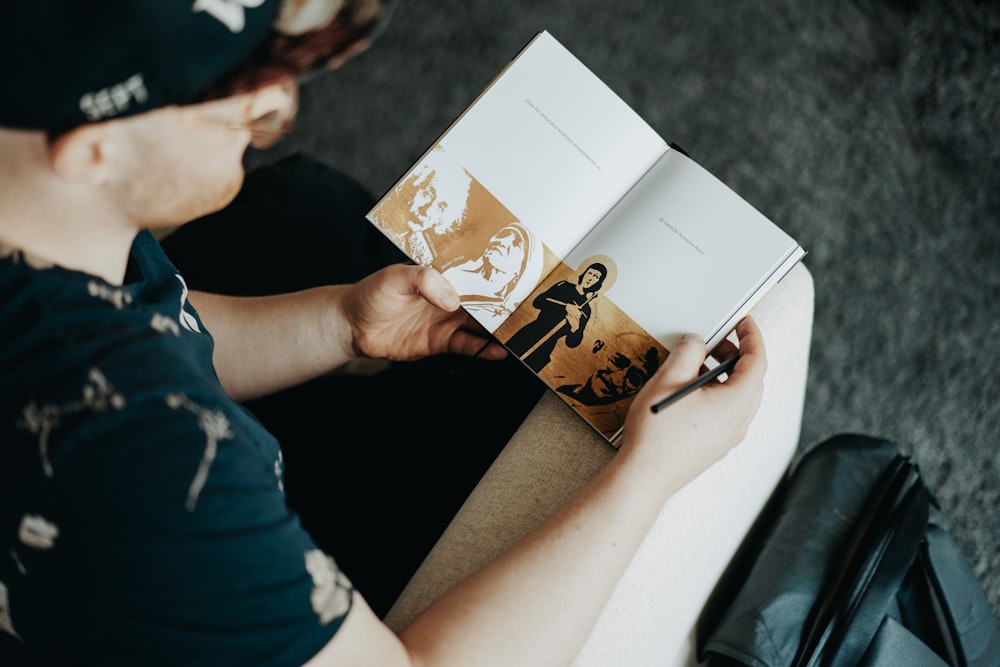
[368,31,666,333]
[493,149,803,441]
[437,31,667,257]
[571,150,803,348]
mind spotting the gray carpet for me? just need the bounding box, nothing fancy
[247,0,1000,618]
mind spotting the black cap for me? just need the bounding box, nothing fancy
[0,0,392,132]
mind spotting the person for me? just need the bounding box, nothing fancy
[0,2,767,665]
[505,262,607,372]
[441,222,537,327]
[557,345,662,406]
[391,150,473,266]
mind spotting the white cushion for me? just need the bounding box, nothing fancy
[386,263,815,667]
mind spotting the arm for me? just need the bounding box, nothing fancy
[531,281,565,310]
[306,318,767,667]
[189,263,506,402]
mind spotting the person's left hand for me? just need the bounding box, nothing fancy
[341,263,507,362]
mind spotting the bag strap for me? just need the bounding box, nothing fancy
[791,455,934,667]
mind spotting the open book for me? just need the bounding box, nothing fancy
[367,31,805,446]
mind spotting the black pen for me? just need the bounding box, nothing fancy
[650,353,741,414]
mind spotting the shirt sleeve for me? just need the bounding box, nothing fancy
[9,394,353,667]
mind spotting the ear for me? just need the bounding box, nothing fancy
[48,123,114,186]
[244,76,299,149]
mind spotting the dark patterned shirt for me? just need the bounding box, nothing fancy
[0,232,351,666]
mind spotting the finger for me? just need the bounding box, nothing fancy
[415,266,461,311]
[456,311,492,337]
[476,340,508,361]
[710,338,740,364]
[651,334,707,388]
[449,330,508,359]
[725,317,767,389]
[705,339,739,383]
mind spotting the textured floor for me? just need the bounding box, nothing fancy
[248,0,1000,618]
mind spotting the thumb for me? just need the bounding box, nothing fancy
[654,334,707,387]
[415,266,461,311]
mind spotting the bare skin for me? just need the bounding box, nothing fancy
[307,319,766,667]
[0,75,766,666]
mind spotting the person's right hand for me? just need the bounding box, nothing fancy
[564,303,583,332]
[619,317,766,484]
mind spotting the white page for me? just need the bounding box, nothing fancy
[562,149,803,350]
[435,31,667,259]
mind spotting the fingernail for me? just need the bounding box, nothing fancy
[682,333,703,343]
[441,290,460,308]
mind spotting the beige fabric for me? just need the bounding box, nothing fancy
[386,264,815,666]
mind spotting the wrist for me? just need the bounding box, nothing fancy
[613,435,690,505]
[320,284,361,365]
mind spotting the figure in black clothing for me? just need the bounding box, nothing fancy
[557,345,661,406]
[506,263,607,372]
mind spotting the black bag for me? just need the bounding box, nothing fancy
[699,434,1000,667]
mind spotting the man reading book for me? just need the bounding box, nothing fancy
[0,3,766,665]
